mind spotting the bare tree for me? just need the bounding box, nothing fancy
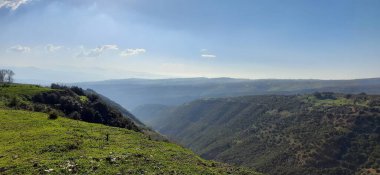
[0,69,15,83]
[6,70,15,83]
[0,70,5,83]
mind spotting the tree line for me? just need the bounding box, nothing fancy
[0,69,15,83]
[31,84,140,132]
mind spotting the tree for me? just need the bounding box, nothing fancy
[0,70,6,83]
[0,69,15,83]
[313,92,322,99]
[5,70,15,83]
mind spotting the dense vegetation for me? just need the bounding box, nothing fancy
[0,83,139,131]
[0,83,259,174]
[151,93,380,175]
[85,89,167,141]
[85,89,144,127]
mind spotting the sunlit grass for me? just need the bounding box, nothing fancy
[0,109,257,175]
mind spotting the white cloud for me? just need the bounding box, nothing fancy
[200,49,217,58]
[78,44,118,57]
[8,45,31,53]
[0,0,31,10]
[120,48,146,57]
[201,54,217,58]
[45,44,63,52]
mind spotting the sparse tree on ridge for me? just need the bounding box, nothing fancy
[0,70,5,83]
[6,70,15,83]
[0,69,15,83]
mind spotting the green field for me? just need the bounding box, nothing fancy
[0,110,258,175]
[0,84,52,97]
[0,84,54,110]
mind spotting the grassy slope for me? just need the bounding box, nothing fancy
[0,84,52,96]
[0,84,53,108]
[0,109,258,174]
[0,84,258,174]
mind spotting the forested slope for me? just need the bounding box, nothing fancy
[152,93,380,175]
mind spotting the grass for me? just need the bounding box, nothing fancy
[0,84,52,97]
[300,95,368,107]
[0,84,54,109]
[0,109,257,175]
[79,96,89,104]
[313,97,353,106]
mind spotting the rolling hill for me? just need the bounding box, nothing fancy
[0,83,259,174]
[149,93,380,175]
[73,77,380,123]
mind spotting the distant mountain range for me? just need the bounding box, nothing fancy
[74,77,380,113]
[2,66,169,85]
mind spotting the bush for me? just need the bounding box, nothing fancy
[70,86,85,96]
[313,92,322,99]
[69,111,81,120]
[8,97,20,107]
[33,104,47,112]
[50,83,62,89]
[48,112,58,120]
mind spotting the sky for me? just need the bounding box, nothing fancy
[0,0,380,82]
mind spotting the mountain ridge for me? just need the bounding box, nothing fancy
[73,77,380,111]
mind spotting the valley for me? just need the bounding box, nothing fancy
[1,0,379,174]
[73,78,380,174]
[143,93,380,175]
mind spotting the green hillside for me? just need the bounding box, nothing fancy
[0,84,259,174]
[1,83,140,131]
[151,93,380,175]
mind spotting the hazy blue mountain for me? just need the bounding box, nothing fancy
[132,104,174,126]
[1,66,168,85]
[74,77,380,121]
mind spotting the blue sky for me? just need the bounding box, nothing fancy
[0,0,379,82]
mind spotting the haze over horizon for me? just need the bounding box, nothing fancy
[1,0,380,82]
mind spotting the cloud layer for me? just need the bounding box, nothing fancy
[201,54,216,58]
[8,45,31,53]
[45,44,62,52]
[120,48,146,57]
[78,45,119,57]
[0,0,30,10]
[200,49,216,58]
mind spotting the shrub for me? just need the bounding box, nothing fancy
[33,104,47,112]
[50,83,62,89]
[313,92,322,99]
[8,97,20,107]
[70,86,85,96]
[48,112,59,120]
[69,111,81,120]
